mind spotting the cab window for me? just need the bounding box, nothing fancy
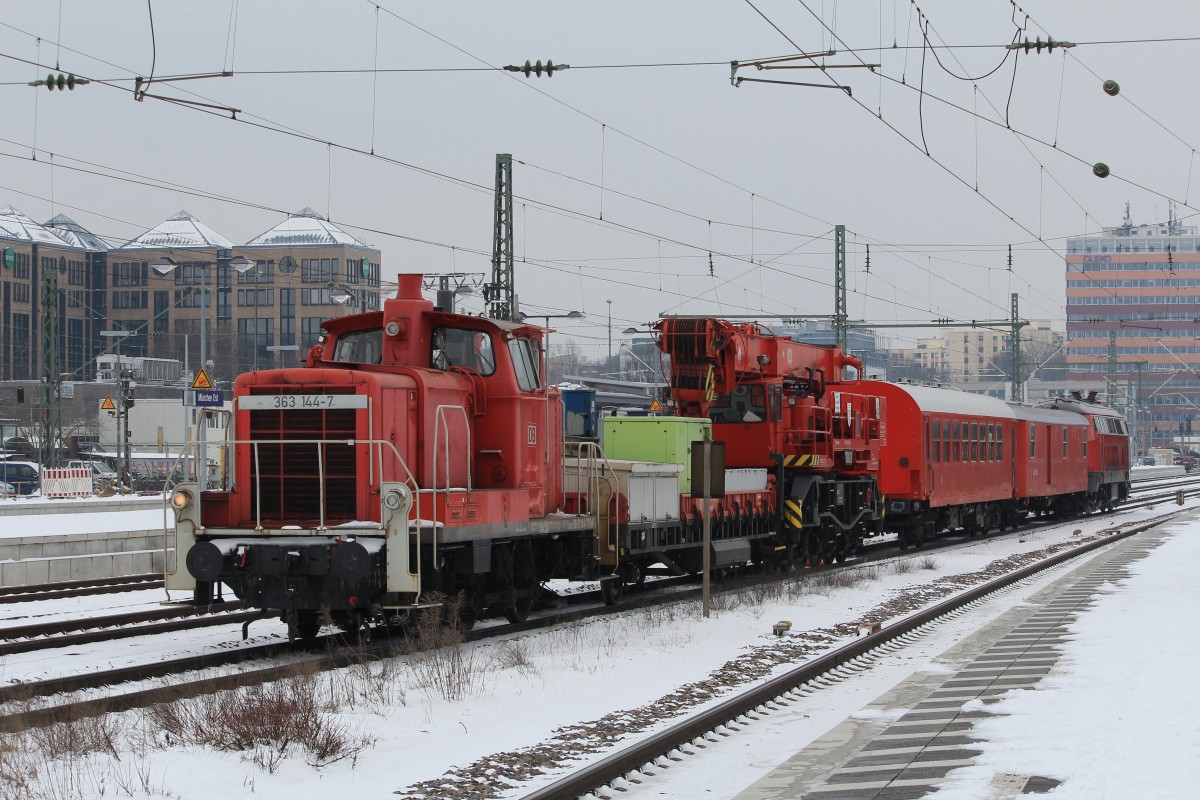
[331,328,382,364]
[508,337,541,391]
[432,327,496,376]
[710,384,767,424]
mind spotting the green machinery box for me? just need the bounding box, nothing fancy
[602,416,712,494]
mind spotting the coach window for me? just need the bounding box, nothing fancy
[988,424,995,461]
[1029,424,1037,458]
[1062,426,1068,458]
[997,426,1004,460]
[942,420,950,462]
[925,420,931,462]
[952,421,961,461]
[932,418,940,462]
[970,422,979,461]
[1082,434,1087,457]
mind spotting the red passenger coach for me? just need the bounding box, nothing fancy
[1008,404,1088,515]
[861,382,1015,547]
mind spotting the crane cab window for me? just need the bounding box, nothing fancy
[432,327,496,376]
[331,328,383,364]
[508,337,541,391]
[710,384,767,424]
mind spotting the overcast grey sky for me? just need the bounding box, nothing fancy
[2,1,1197,358]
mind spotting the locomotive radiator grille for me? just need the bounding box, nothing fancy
[247,402,358,523]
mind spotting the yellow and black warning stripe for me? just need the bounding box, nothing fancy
[783,498,804,529]
[782,454,823,468]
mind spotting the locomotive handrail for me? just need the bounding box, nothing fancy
[566,441,622,566]
[164,435,422,593]
[432,404,472,558]
[168,435,419,529]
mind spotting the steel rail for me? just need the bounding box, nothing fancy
[0,606,255,657]
[0,572,161,601]
[0,601,243,641]
[517,515,1172,800]
[0,499,1177,734]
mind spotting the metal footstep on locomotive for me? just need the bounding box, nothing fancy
[161,272,1131,643]
[728,519,1179,800]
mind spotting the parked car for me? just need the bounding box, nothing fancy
[0,461,39,495]
[0,482,16,497]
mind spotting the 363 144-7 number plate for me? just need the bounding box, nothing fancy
[238,394,369,410]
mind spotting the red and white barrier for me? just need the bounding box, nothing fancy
[41,466,93,498]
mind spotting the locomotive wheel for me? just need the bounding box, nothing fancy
[333,610,362,635]
[600,575,624,605]
[291,609,321,642]
[504,541,538,624]
[451,588,483,632]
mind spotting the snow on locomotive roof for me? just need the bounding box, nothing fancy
[879,381,1015,417]
[1007,402,1088,426]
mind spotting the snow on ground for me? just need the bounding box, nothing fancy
[0,494,169,540]
[931,514,1200,800]
[0,498,1196,799]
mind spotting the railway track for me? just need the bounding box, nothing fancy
[0,573,163,604]
[515,513,1173,800]
[0,601,257,657]
[0,473,1181,610]
[0,477,1181,653]
[0,490,1190,733]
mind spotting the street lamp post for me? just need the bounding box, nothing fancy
[519,310,585,383]
[266,344,300,368]
[232,257,260,371]
[152,254,252,489]
[0,417,15,500]
[100,330,133,486]
[607,300,613,375]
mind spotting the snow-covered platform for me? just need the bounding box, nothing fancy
[0,498,173,586]
[731,517,1193,799]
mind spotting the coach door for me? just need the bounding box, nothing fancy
[1045,424,1053,485]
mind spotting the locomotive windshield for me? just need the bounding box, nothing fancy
[432,326,497,375]
[331,328,383,364]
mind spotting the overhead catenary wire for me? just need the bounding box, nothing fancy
[0,4,1182,335]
